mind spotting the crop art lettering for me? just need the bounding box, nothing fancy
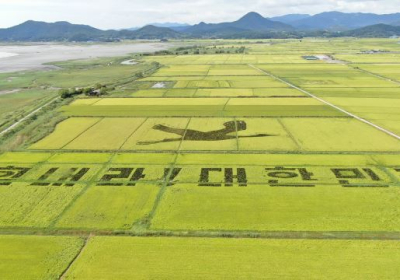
[31,167,90,187]
[98,168,146,186]
[0,165,396,188]
[0,166,31,186]
[199,168,248,187]
[331,168,388,187]
[265,167,317,187]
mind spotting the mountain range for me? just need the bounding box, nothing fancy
[127,23,190,32]
[270,14,311,24]
[1,11,400,41]
[287,11,400,30]
[185,12,293,37]
[0,21,181,42]
[343,24,400,37]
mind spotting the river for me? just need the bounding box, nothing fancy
[0,42,173,73]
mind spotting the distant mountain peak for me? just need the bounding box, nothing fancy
[240,12,264,19]
[184,12,293,36]
[237,12,268,24]
[132,25,182,39]
[140,24,157,29]
[54,21,72,25]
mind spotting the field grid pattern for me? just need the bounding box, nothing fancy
[2,38,400,279]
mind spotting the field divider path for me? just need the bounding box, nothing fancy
[234,117,240,151]
[144,119,192,230]
[277,118,302,150]
[348,64,400,86]
[117,117,148,150]
[221,98,231,114]
[48,153,120,228]
[143,155,180,230]
[60,117,104,149]
[59,234,92,280]
[0,96,59,137]
[248,64,400,141]
[177,118,192,153]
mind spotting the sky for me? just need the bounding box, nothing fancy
[1,0,400,29]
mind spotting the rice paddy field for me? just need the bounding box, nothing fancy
[2,38,400,279]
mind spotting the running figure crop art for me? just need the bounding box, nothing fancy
[137,120,276,145]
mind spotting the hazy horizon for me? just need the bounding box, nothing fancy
[1,0,400,30]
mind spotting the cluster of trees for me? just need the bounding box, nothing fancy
[145,46,246,56]
[59,84,108,99]
[144,46,206,56]
[211,46,246,54]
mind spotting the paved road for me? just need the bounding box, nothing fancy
[249,64,400,141]
[0,97,59,137]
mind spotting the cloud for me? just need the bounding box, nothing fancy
[0,0,399,29]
